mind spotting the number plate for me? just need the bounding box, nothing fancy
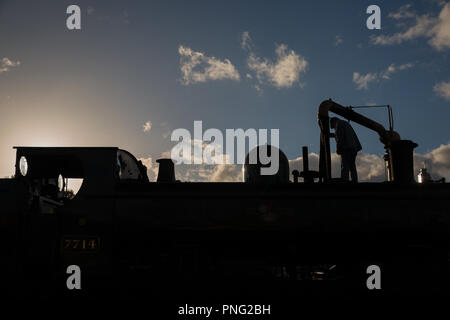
[62,237,100,252]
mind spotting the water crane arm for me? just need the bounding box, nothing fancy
[318,99,400,145]
[317,99,401,182]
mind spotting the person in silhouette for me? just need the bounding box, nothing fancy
[330,117,362,182]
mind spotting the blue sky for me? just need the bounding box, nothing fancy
[1,0,449,181]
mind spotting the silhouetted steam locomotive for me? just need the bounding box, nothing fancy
[0,100,448,299]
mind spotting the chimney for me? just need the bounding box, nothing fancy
[156,158,175,182]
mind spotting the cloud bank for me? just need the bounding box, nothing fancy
[371,3,450,51]
[141,143,450,183]
[290,143,450,182]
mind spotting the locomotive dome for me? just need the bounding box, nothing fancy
[243,144,290,184]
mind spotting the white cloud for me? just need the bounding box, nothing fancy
[355,153,386,182]
[247,44,308,88]
[380,62,414,79]
[138,156,159,181]
[288,152,386,182]
[414,143,450,180]
[433,81,450,100]
[0,57,21,73]
[169,138,231,165]
[254,84,263,94]
[205,166,235,181]
[352,72,378,90]
[334,35,343,46]
[430,3,450,50]
[372,14,437,45]
[209,164,242,182]
[352,63,414,90]
[178,46,240,85]
[171,163,241,182]
[241,31,253,50]
[372,3,450,51]
[143,120,152,132]
[388,4,415,20]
